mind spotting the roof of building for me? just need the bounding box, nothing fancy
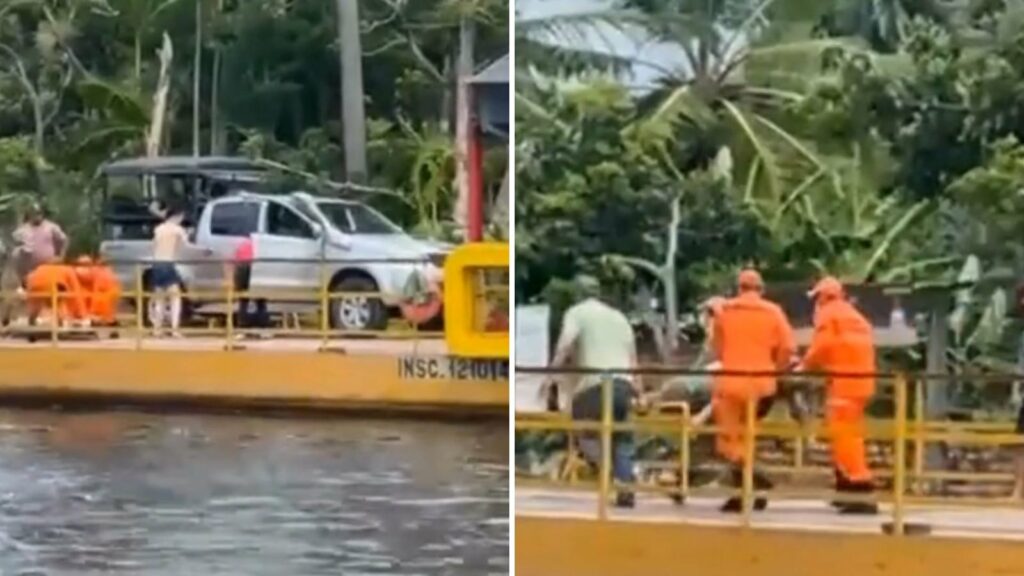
[470,55,508,85]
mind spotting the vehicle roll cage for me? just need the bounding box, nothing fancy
[98,156,268,228]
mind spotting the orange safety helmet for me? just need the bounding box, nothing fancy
[74,255,95,284]
[737,268,764,292]
[808,275,844,301]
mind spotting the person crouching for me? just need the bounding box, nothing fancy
[74,256,122,327]
[25,258,87,330]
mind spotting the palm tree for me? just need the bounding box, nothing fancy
[99,0,183,80]
[616,0,856,203]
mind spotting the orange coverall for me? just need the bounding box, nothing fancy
[712,292,796,463]
[802,298,876,483]
[25,263,86,322]
[75,260,122,325]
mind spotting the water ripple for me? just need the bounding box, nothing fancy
[0,409,508,575]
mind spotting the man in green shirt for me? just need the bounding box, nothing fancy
[549,275,643,508]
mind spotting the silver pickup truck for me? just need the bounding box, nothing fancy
[100,191,449,331]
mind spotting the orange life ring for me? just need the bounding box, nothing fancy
[485,308,508,331]
[400,291,442,325]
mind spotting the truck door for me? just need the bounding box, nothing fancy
[193,199,262,296]
[251,201,322,301]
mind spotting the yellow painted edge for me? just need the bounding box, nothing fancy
[0,348,508,415]
[516,515,1024,576]
[443,242,509,359]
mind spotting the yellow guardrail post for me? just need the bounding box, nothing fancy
[411,300,420,353]
[794,388,807,471]
[679,403,690,501]
[742,394,756,525]
[794,433,804,471]
[134,264,143,350]
[225,260,235,347]
[49,282,58,345]
[598,378,612,521]
[319,259,329,348]
[892,374,908,536]
[913,378,925,494]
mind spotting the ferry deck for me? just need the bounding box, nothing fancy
[0,243,509,415]
[515,373,1024,576]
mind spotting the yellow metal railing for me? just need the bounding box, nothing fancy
[515,368,1024,534]
[4,251,510,353]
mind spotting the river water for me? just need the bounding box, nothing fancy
[0,409,508,576]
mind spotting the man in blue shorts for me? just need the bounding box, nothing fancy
[150,206,188,336]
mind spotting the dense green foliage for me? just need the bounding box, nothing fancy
[0,0,508,252]
[515,0,1024,322]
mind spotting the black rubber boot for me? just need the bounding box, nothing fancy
[720,466,770,513]
[670,470,686,505]
[721,467,743,513]
[752,469,770,511]
[615,491,636,509]
[831,469,852,509]
[837,481,878,515]
[720,497,742,512]
[720,496,768,513]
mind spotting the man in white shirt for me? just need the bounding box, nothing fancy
[12,203,67,286]
[548,275,642,508]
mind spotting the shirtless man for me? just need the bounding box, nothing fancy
[150,206,188,337]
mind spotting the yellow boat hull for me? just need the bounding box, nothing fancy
[0,340,507,415]
[517,514,1024,576]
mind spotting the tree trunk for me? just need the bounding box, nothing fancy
[0,39,55,158]
[31,100,44,157]
[441,56,452,132]
[192,0,202,158]
[134,34,142,80]
[210,46,224,154]
[146,34,173,196]
[337,0,367,182]
[663,194,682,353]
[490,166,509,239]
[209,0,226,154]
[453,15,475,237]
[925,304,949,485]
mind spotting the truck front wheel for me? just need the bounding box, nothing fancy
[329,275,388,333]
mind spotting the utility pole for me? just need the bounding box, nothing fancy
[337,0,367,182]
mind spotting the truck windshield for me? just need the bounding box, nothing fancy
[316,201,401,234]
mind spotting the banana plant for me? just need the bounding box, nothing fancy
[602,188,683,358]
[747,143,941,283]
[941,255,1013,409]
[946,255,1010,360]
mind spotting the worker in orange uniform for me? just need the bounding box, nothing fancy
[74,256,122,326]
[24,259,87,328]
[797,276,878,515]
[713,269,795,512]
